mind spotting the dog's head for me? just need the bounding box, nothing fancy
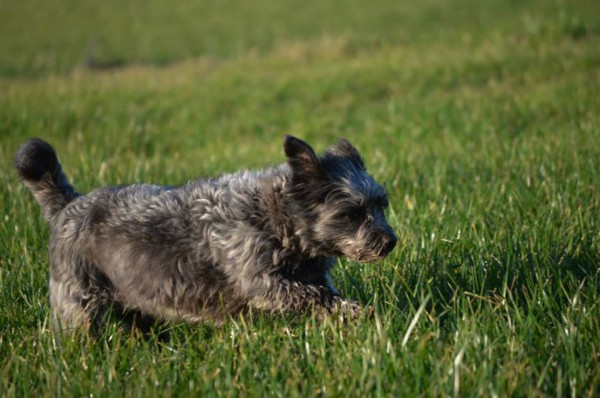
[284,135,397,262]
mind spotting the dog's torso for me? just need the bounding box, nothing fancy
[48,165,335,324]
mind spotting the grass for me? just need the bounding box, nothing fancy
[1,0,599,396]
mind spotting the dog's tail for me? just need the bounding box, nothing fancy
[14,138,79,221]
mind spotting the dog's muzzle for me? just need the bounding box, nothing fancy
[380,234,398,257]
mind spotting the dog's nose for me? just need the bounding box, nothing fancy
[383,235,397,255]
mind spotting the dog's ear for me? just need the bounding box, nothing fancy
[328,137,365,169]
[283,135,322,178]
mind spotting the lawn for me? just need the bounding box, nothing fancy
[1,0,599,396]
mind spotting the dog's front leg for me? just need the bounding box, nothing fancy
[247,276,362,320]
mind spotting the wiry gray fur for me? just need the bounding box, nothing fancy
[15,135,397,336]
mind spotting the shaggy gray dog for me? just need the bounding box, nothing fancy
[15,135,397,335]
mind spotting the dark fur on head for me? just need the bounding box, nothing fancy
[16,135,397,337]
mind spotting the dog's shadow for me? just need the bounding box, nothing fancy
[93,304,172,343]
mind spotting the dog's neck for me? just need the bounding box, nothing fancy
[255,166,324,259]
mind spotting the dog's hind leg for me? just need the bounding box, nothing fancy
[48,261,114,337]
[49,277,94,335]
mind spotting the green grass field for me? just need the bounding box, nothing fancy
[1,0,599,396]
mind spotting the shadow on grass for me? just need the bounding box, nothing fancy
[387,233,598,335]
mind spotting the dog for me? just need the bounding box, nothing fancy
[15,135,397,336]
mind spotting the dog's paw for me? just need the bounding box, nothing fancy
[328,297,372,322]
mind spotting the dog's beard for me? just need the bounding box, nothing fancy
[310,214,397,262]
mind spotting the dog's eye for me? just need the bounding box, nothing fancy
[341,207,364,221]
